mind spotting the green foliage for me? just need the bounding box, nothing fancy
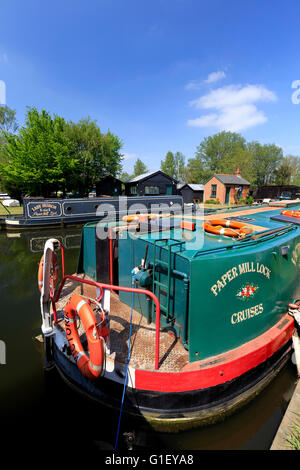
[119,171,132,182]
[186,132,292,189]
[205,198,220,204]
[65,117,123,195]
[185,157,212,183]
[195,131,247,172]
[0,105,18,134]
[161,151,185,181]
[133,158,148,177]
[285,414,300,450]
[0,109,123,197]
[0,105,18,192]
[275,155,300,185]
[0,108,72,197]
[248,141,283,185]
[218,149,255,184]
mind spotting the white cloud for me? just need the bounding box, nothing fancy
[204,70,226,84]
[185,70,226,90]
[187,84,277,132]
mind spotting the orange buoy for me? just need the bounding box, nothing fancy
[38,252,59,293]
[202,219,254,238]
[122,213,158,223]
[64,294,105,380]
[281,210,300,218]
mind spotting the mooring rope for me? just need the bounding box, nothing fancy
[114,273,135,451]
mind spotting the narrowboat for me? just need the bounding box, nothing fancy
[1,195,183,230]
[38,202,300,431]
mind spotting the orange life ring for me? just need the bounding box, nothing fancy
[64,294,105,380]
[38,252,59,293]
[122,213,158,223]
[202,219,254,238]
[281,210,300,218]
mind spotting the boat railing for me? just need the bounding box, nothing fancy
[192,224,298,259]
[42,241,162,370]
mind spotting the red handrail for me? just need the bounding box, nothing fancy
[53,245,161,370]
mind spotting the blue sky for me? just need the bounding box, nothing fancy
[1,0,300,174]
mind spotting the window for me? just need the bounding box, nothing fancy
[145,186,159,195]
[130,185,137,195]
[211,184,217,198]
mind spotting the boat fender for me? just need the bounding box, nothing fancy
[64,294,105,380]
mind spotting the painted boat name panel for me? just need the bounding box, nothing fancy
[28,202,62,218]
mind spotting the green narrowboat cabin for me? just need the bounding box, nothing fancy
[38,202,300,430]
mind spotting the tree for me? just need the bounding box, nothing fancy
[0,108,75,197]
[184,157,211,183]
[119,171,132,182]
[288,156,300,185]
[248,141,283,185]
[65,117,123,195]
[0,105,18,189]
[195,131,246,172]
[0,105,18,134]
[161,151,185,181]
[133,158,148,177]
[218,149,255,183]
[275,156,300,185]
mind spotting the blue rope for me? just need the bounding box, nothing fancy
[114,274,135,451]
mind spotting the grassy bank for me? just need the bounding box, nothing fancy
[0,204,23,216]
[286,416,300,450]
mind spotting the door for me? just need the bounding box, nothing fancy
[225,186,230,204]
[166,185,172,195]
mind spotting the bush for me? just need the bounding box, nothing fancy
[237,196,254,205]
[237,198,247,205]
[205,199,220,204]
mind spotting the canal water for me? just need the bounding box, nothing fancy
[0,227,297,452]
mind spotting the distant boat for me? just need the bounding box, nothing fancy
[1,195,183,230]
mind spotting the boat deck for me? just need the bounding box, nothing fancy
[55,275,189,372]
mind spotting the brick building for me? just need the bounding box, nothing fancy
[203,169,250,204]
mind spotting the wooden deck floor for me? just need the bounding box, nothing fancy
[55,276,189,372]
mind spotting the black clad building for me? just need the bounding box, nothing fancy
[125,171,177,196]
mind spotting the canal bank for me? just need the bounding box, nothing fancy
[271,330,300,451]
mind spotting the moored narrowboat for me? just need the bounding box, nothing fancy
[1,195,183,230]
[38,203,300,431]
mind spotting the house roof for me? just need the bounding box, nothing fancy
[126,170,177,184]
[179,183,204,191]
[188,184,204,191]
[208,174,250,186]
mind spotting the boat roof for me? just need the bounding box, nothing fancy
[86,203,300,261]
[131,204,300,259]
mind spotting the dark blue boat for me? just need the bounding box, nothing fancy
[1,196,184,230]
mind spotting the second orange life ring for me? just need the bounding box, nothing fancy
[37,252,59,293]
[64,294,105,380]
[122,213,158,223]
[281,210,300,218]
[202,219,254,238]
